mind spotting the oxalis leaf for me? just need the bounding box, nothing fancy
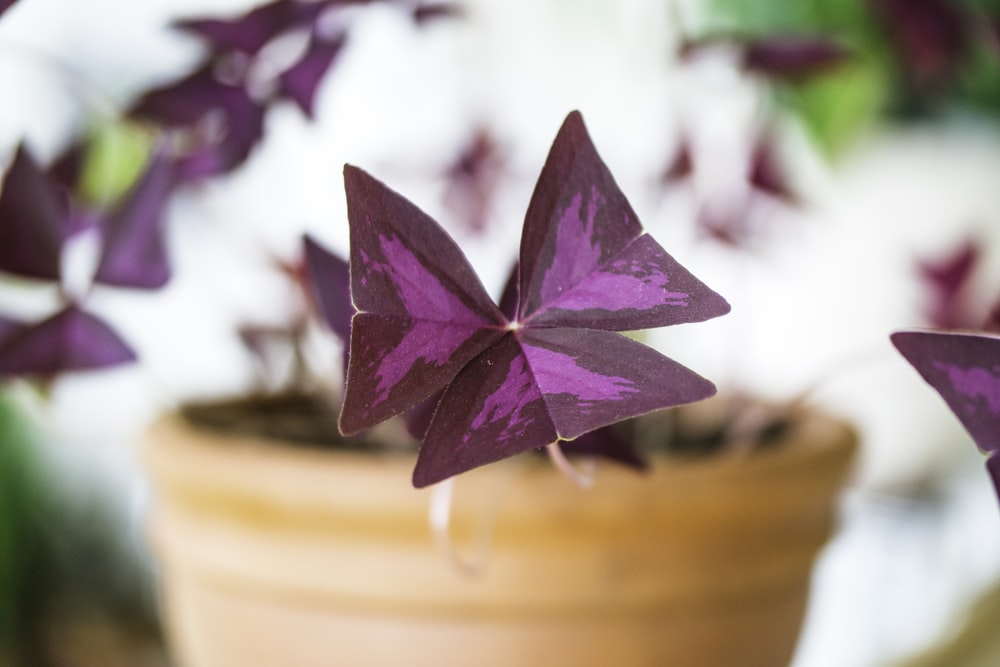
[892,330,1000,502]
[339,111,730,487]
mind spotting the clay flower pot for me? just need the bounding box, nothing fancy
[143,402,856,667]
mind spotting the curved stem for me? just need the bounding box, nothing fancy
[428,477,491,577]
[546,441,596,489]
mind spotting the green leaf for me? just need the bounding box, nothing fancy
[78,122,156,207]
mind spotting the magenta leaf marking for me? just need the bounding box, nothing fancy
[0,305,136,377]
[93,149,176,289]
[0,145,71,281]
[892,330,1000,456]
[341,112,728,487]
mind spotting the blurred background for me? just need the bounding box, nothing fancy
[1,0,1000,665]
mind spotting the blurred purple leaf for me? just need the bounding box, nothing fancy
[47,140,87,192]
[0,313,25,346]
[870,0,969,89]
[92,149,176,289]
[131,65,266,180]
[442,129,504,234]
[892,330,1000,500]
[742,35,852,82]
[661,137,693,184]
[411,2,464,25]
[0,304,136,377]
[748,135,796,204]
[302,234,352,344]
[0,145,72,281]
[560,424,648,471]
[0,0,17,19]
[341,111,729,487]
[277,31,346,117]
[918,239,980,329]
[174,0,327,55]
[696,200,750,247]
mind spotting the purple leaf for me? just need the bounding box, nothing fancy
[92,149,176,289]
[302,234,352,343]
[661,137,693,184]
[892,330,1000,497]
[442,129,504,235]
[0,304,136,377]
[0,0,17,19]
[277,31,346,117]
[560,424,647,470]
[748,135,795,204]
[871,0,969,89]
[412,328,711,486]
[516,112,730,330]
[0,145,71,281]
[48,140,87,192]
[174,0,327,55]
[0,313,25,346]
[339,166,507,435]
[340,111,728,486]
[741,35,852,82]
[917,239,980,329]
[130,66,266,179]
[411,2,464,26]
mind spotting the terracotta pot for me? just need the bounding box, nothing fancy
[143,404,856,667]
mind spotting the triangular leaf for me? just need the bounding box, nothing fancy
[302,234,352,343]
[0,305,136,377]
[520,327,717,439]
[0,145,71,281]
[93,149,176,289]
[174,0,325,55]
[130,66,266,179]
[339,166,506,434]
[892,330,1000,456]
[413,333,557,487]
[277,31,346,118]
[516,111,729,330]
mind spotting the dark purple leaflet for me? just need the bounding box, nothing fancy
[340,111,729,487]
[277,31,347,117]
[0,305,137,377]
[0,145,73,281]
[92,149,176,289]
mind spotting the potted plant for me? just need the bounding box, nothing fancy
[0,1,858,665]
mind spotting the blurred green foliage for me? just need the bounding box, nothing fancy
[0,393,46,656]
[709,0,1000,154]
[77,122,155,208]
[0,393,163,665]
